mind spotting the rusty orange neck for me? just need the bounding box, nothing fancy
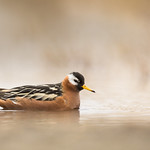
[62,76,80,109]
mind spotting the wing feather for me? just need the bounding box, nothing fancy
[0,83,62,101]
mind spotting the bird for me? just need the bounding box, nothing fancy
[0,72,95,111]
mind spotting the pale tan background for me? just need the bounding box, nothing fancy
[0,0,150,93]
[0,1,150,150]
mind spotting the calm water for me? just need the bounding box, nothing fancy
[0,98,150,150]
[1,98,150,127]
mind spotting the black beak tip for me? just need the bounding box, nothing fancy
[92,90,96,93]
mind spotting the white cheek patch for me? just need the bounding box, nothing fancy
[68,74,79,85]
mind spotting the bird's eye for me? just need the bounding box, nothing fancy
[74,79,78,83]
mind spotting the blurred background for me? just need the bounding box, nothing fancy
[0,0,150,93]
[1,1,150,150]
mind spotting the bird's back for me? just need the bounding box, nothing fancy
[0,83,63,101]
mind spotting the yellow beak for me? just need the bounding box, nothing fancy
[82,85,95,93]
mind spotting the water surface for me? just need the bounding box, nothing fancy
[0,98,150,150]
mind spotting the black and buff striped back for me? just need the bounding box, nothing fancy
[0,83,63,101]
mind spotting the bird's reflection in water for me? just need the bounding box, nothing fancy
[0,110,80,129]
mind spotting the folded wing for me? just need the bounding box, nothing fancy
[0,83,63,101]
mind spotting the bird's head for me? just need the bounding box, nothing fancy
[66,72,95,93]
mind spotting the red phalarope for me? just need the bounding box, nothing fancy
[0,72,95,110]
